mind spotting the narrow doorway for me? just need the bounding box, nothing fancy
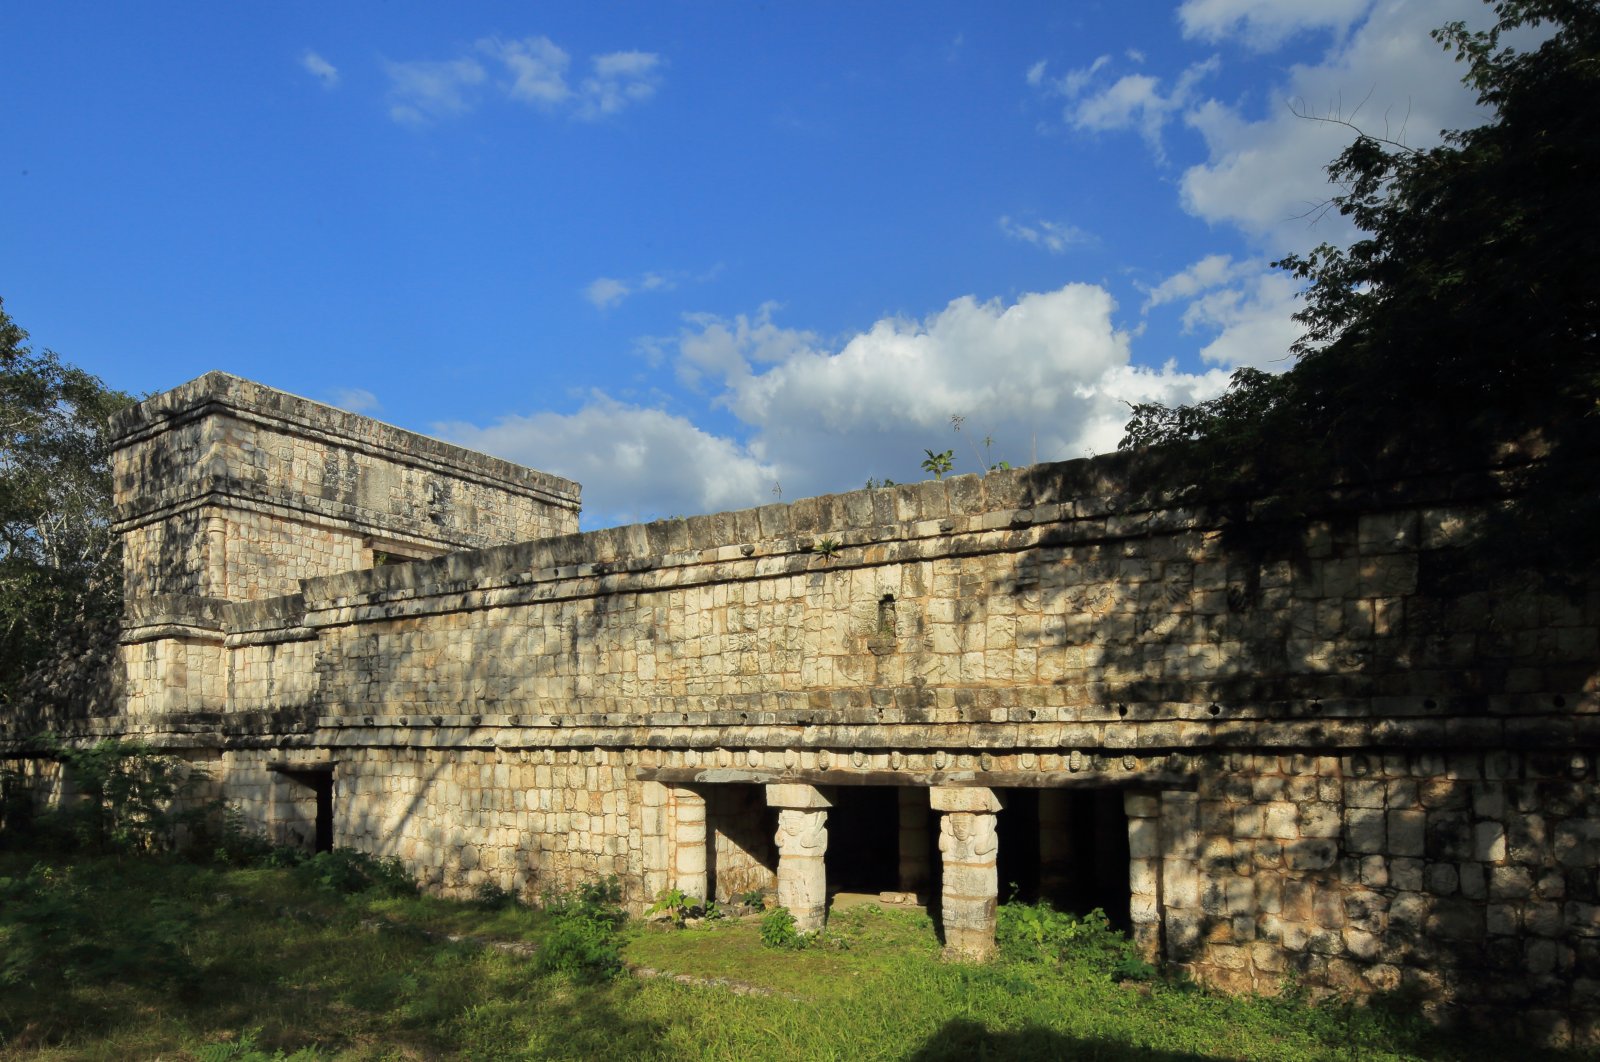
[279,768,335,853]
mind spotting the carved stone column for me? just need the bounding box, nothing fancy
[766,783,832,932]
[668,785,708,902]
[931,786,1002,960]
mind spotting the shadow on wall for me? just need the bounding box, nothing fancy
[1001,457,1597,719]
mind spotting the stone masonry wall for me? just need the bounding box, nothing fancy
[111,372,581,602]
[11,376,1598,1045]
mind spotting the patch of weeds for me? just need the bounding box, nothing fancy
[196,1027,323,1061]
[293,848,416,898]
[469,880,518,910]
[758,905,812,950]
[0,861,200,994]
[534,876,626,983]
[996,901,1151,980]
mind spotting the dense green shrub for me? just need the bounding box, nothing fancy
[996,902,1154,981]
[292,848,416,897]
[0,861,199,992]
[22,739,205,854]
[758,905,810,950]
[533,875,625,982]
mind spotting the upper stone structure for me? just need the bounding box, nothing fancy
[111,372,580,604]
[109,372,580,713]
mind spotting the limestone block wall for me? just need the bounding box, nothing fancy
[125,450,1586,1040]
[11,371,1599,1043]
[110,371,581,605]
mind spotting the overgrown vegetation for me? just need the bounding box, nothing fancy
[0,299,135,709]
[1121,0,1599,573]
[0,841,1580,1060]
[535,876,628,983]
[1,739,208,855]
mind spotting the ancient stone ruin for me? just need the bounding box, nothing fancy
[4,371,1597,1042]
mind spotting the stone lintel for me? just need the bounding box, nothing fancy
[930,785,1003,813]
[766,782,833,809]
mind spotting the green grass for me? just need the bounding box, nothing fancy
[0,851,1577,1061]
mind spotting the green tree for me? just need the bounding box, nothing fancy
[1122,0,1598,567]
[0,298,135,706]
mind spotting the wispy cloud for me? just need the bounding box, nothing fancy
[327,387,380,414]
[301,50,339,89]
[585,266,717,310]
[483,35,572,106]
[386,57,487,125]
[1178,0,1376,51]
[1028,54,1219,161]
[577,51,663,119]
[384,35,663,126]
[997,215,1090,254]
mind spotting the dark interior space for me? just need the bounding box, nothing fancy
[995,787,1130,930]
[995,787,1042,902]
[825,785,901,894]
[704,784,778,903]
[282,768,334,853]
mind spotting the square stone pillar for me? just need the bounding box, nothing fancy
[898,787,933,894]
[766,783,831,932]
[1123,790,1163,962]
[668,785,708,902]
[931,786,1002,960]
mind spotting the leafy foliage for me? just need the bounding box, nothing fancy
[0,298,135,706]
[1121,1,1599,569]
[534,875,626,981]
[996,901,1154,981]
[292,847,417,898]
[758,904,812,950]
[0,861,200,992]
[920,448,954,479]
[17,739,207,855]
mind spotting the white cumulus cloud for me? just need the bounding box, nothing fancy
[1179,0,1492,246]
[439,286,1229,526]
[437,395,777,528]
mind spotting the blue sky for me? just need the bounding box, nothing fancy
[2,1,1491,527]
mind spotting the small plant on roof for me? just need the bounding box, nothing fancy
[921,448,954,479]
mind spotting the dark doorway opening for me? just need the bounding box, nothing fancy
[995,787,1130,930]
[704,784,778,904]
[825,785,902,894]
[281,768,335,853]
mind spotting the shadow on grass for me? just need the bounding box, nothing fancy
[903,1018,1210,1062]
